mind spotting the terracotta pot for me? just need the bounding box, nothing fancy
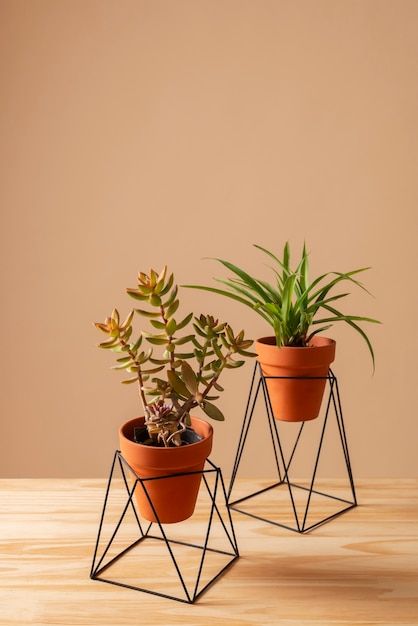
[119,416,213,524]
[255,336,336,422]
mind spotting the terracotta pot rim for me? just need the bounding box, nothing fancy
[119,415,213,471]
[255,335,336,349]
[255,334,336,376]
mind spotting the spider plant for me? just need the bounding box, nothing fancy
[185,242,381,368]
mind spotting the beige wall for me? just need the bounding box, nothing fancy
[1,0,417,478]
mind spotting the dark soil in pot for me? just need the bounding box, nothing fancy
[133,426,202,446]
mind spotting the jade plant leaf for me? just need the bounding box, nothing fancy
[202,401,225,421]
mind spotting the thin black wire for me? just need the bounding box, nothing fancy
[227,362,357,533]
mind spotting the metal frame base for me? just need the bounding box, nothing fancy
[90,451,239,604]
[227,363,357,533]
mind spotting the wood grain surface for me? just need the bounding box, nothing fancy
[0,477,417,625]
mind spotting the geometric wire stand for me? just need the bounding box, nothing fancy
[90,451,239,603]
[227,363,357,533]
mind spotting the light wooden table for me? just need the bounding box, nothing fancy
[0,477,417,625]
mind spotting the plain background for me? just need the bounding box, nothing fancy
[1,0,417,478]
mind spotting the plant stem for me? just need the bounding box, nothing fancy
[118,337,149,417]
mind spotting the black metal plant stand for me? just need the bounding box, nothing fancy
[227,363,357,533]
[90,451,239,604]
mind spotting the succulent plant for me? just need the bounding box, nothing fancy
[94,266,255,447]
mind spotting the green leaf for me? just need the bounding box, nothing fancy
[166,298,180,318]
[121,376,139,384]
[313,303,380,370]
[158,271,174,296]
[228,359,245,368]
[166,370,192,398]
[136,350,152,365]
[213,258,272,301]
[120,310,134,330]
[141,365,165,375]
[299,242,309,293]
[181,361,198,395]
[111,359,134,370]
[94,322,111,334]
[126,289,149,301]
[149,356,170,365]
[172,351,195,359]
[212,339,225,361]
[150,319,166,330]
[143,333,168,345]
[163,284,178,307]
[120,325,132,342]
[283,240,290,272]
[174,334,195,345]
[98,338,119,349]
[134,309,160,318]
[176,312,193,330]
[166,318,177,336]
[192,322,210,338]
[234,346,257,357]
[193,348,204,363]
[149,268,158,286]
[201,401,225,421]
[131,336,143,351]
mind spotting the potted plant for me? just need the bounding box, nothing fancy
[94,266,254,523]
[185,242,380,422]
